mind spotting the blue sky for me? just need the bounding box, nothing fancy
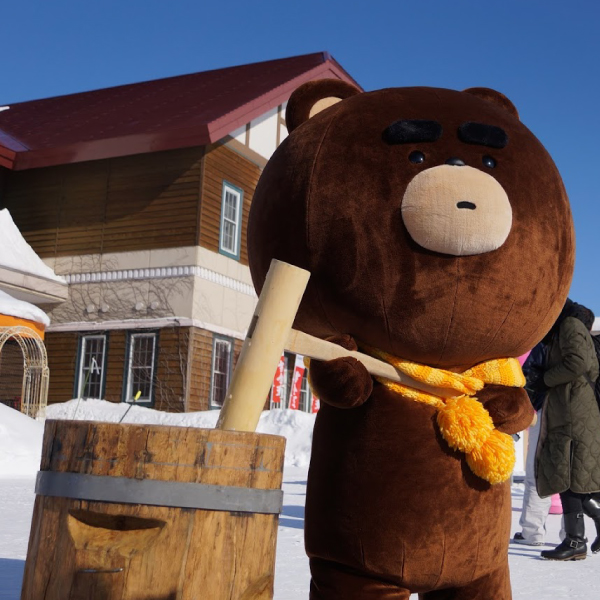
[3,1,599,315]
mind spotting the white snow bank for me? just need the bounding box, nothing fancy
[1,398,315,477]
[0,209,65,283]
[43,399,316,467]
[0,289,50,326]
[0,404,44,478]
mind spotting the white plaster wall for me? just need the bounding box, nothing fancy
[280,101,289,143]
[51,248,198,275]
[47,277,195,324]
[248,107,278,159]
[46,247,256,331]
[230,124,246,144]
[279,121,288,144]
[194,246,254,285]
[192,246,256,336]
[192,276,255,337]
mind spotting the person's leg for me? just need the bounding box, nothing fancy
[309,558,411,600]
[541,490,587,560]
[559,489,585,514]
[582,493,600,553]
[515,411,551,544]
[420,566,511,600]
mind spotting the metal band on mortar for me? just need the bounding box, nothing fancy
[35,471,283,514]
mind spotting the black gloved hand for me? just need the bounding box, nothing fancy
[526,367,547,394]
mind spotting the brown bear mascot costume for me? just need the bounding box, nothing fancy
[247,80,575,599]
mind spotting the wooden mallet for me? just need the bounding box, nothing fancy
[217,259,459,432]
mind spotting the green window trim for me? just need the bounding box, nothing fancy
[219,181,243,260]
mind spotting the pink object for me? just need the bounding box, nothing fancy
[517,351,531,366]
[549,494,563,515]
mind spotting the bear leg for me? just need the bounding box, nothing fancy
[309,558,411,600]
[419,566,511,600]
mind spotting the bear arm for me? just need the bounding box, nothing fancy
[308,334,373,409]
[478,385,535,434]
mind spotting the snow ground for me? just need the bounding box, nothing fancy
[0,400,598,599]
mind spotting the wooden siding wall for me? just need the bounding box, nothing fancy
[187,327,213,412]
[153,326,188,412]
[46,327,187,412]
[2,148,204,258]
[45,325,244,413]
[187,327,244,412]
[199,144,261,265]
[46,332,79,404]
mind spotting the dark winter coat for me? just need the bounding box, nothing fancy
[535,314,600,497]
[523,342,548,411]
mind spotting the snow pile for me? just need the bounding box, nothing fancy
[0,399,315,478]
[0,289,50,326]
[0,404,44,478]
[0,209,65,283]
[252,408,315,468]
[45,399,316,467]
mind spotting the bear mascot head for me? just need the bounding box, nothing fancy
[248,80,574,599]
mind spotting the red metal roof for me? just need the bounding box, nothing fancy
[0,52,360,171]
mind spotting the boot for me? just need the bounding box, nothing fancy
[541,512,587,560]
[582,495,600,554]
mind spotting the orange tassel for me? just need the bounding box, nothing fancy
[437,396,494,453]
[466,429,516,485]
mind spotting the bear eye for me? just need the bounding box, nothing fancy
[409,151,425,164]
[482,155,496,168]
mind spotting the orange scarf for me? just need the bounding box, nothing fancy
[366,348,525,484]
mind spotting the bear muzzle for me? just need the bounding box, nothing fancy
[401,164,512,256]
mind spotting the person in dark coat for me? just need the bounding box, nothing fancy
[513,341,553,545]
[535,299,600,560]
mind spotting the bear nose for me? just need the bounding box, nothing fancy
[445,157,465,166]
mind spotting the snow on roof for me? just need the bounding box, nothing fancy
[0,209,65,283]
[0,289,50,326]
[593,317,600,335]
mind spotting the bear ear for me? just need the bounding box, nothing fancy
[463,87,519,120]
[285,79,361,133]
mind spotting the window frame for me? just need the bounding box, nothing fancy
[122,331,159,406]
[218,181,243,260]
[74,333,108,400]
[209,335,234,409]
[299,369,311,412]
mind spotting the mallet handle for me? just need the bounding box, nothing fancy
[217,260,310,432]
[285,329,459,399]
[217,259,461,433]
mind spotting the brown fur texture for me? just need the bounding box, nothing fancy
[247,82,574,598]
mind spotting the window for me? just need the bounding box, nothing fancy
[299,371,311,412]
[76,335,107,399]
[219,182,243,259]
[124,333,158,404]
[210,336,233,408]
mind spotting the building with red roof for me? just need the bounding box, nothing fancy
[0,52,360,412]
